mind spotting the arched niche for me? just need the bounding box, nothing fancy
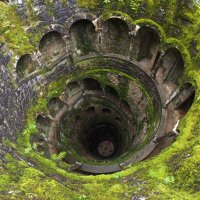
[16,54,36,80]
[33,114,52,155]
[102,18,130,55]
[39,31,66,67]
[158,48,184,84]
[36,114,51,134]
[66,81,81,97]
[137,26,160,68]
[105,85,120,100]
[121,100,131,114]
[173,83,195,116]
[69,19,97,56]
[47,97,65,117]
[67,81,80,92]
[61,81,82,101]
[83,78,101,91]
[102,108,111,114]
[85,107,96,118]
[115,116,122,124]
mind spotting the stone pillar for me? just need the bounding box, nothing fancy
[70,162,83,171]
[93,18,103,53]
[163,87,181,108]
[150,50,165,79]
[129,25,140,60]
[164,85,195,109]
[173,85,195,110]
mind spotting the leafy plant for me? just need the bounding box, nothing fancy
[51,152,67,162]
[130,0,141,11]
[165,176,175,184]
[24,147,32,154]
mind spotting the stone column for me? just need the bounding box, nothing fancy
[93,18,103,53]
[150,50,165,79]
[163,87,181,108]
[173,85,195,110]
[163,85,194,109]
[129,25,140,60]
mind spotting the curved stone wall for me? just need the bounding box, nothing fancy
[0,0,199,199]
[0,1,195,173]
[32,58,163,173]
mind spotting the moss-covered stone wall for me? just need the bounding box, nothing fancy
[1,0,200,199]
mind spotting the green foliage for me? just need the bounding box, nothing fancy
[78,0,101,9]
[51,152,67,161]
[165,176,175,184]
[24,146,32,154]
[103,0,126,5]
[113,174,123,179]
[130,0,141,11]
[0,4,35,55]
[78,195,90,200]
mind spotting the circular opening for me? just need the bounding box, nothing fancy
[102,108,111,114]
[85,107,95,115]
[36,65,165,174]
[86,123,119,159]
[83,78,101,91]
[115,117,122,124]
[50,71,162,168]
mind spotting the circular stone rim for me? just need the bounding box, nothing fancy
[49,55,167,174]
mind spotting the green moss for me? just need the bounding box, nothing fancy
[163,38,192,68]
[0,2,40,83]
[78,0,101,9]
[135,18,166,39]
[164,0,177,25]
[25,0,38,22]
[1,154,77,199]
[60,0,68,6]
[0,10,34,53]
[145,0,153,11]
[6,54,197,199]
[102,10,136,26]
[1,0,200,199]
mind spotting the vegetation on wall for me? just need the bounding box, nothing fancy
[1,0,200,199]
[0,2,37,55]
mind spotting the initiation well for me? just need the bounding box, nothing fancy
[10,12,196,174]
[1,1,199,199]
